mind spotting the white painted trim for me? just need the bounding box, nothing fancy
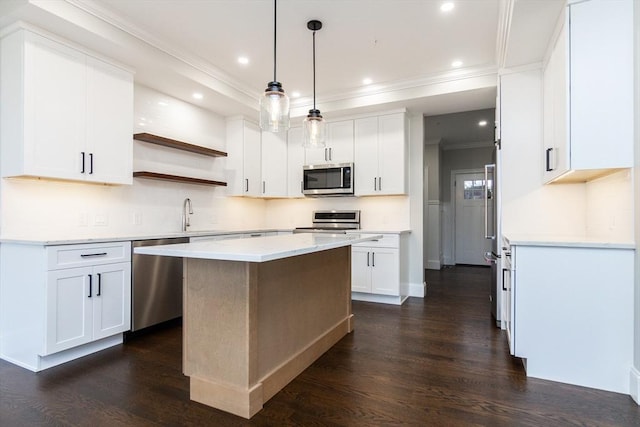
[496,0,515,68]
[351,293,409,305]
[630,367,640,404]
[409,282,426,298]
[426,260,441,270]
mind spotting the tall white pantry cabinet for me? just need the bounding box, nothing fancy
[0,26,134,185]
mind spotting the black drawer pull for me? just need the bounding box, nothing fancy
[88,274,92,298]
[80,252,108,258]
[97,273,101,296]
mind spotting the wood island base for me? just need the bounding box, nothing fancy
[182,246,353,419]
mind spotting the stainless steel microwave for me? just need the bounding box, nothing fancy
[303,163,354,196]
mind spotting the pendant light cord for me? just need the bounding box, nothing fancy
[312,30,316,110]
[273,0,277,82]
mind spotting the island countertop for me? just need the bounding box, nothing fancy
[133,232,383,263]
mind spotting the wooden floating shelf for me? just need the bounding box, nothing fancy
[133,133,227,157]
[133,171,227,187]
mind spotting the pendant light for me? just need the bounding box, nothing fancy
[260,0,290,132]
[302,20,327,148]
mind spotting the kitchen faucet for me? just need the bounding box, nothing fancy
[182,198,193,231]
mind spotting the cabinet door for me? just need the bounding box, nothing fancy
[86,56,133,185]
[377,113,407,195]
[23,31,86,181]
[44,267,93,355]
[261,131,288,197]
[244,121,262,196]
[92,262,131,340]
[354,117,379,196]
[569,0,633,170]
[370,248,400,295]
[351,247,372,293]
[326,120,354,163]
[542,22,569,182]
[287,127,305,197]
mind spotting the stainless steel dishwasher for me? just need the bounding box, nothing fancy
[131,237,189,331]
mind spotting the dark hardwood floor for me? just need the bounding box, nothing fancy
[1,265,639,426]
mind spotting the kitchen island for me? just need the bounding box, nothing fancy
[134,232,381,418]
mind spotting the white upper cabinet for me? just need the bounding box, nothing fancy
[0,28,133,185]
[261,130,288,197]
[305,120,354,165]
[542,0,633,183]
[287,127,305,197]
[354,112,407,196]
[226,118,262,196]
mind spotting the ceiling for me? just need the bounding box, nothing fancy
[0,0,564,120]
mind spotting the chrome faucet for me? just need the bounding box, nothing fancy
[182,198,193,231]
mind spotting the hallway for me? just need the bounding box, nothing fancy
[1,266,638,425]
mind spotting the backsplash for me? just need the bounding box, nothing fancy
[585,169,633,242]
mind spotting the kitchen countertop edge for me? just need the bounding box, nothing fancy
[504,234,635,250]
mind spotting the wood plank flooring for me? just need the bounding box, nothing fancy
[1,265,639,426]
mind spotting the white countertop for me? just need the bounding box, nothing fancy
[504,234,635,249]
[134,232,384,262]
[346,229,411,235]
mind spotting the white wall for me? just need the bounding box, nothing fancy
[585,169,633,241]
[0,84,266,240]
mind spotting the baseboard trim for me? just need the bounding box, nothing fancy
[351,292,409,305]
[426,260,441,270]
[630,367,640,405]
[409,281,426,298]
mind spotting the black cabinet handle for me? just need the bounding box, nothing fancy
[97,273,101,296]
[81,152,85,173]
[372,252,375,267]
[89,153,94,174]
[245,178,249,192]
[80,252,107,258]
[374,177,377,190]
[545,148,553,172]
[502,268,508,291]
[378,177,382,191]
[263,181,266,194]
[366,252,370,267]
[88,274,92,298]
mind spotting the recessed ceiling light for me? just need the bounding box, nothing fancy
[291,91,301,98]
[451,60,463,68]
[478,120,488,126]
[441,2,455,12]
[192,92,203,100]
[237,56,249,65]
[138,122,145,126]
[362,77,373,85]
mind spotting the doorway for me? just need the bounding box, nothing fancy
[453,170,491,265]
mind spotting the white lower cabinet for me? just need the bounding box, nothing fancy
[45,261,131,355]
[507,241,633,394]
[0,241,131,371]
[350,233,408,305]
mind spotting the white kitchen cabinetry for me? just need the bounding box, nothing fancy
[354,113,407,196]
[350,233,408,305]
[0,27,133,185]
[226,118,262,196]
[305,120,354,165]
[0,241,131,371]
[506,239,633,394]
[261,131,288,197]
[189,231,278,242]
[542,0,633,183]
[287,127,305,197]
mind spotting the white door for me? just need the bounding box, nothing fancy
[261,130,287,197]
[287,127,305,197]
[370,248,399,295]
[351,247,372,293]
[454,172,491,265]
[377,113,406,195]
[354,117,379,196]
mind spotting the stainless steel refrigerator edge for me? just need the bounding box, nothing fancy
[131,237,188,331]
[484,142,503,328]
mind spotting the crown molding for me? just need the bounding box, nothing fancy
[496,0,515,69]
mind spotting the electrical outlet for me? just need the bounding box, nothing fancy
[94,214,108,226]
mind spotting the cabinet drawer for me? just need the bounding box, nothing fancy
[352,234,399,248]
[47,241,131,270]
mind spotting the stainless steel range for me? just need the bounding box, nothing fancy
[294,210,360,233]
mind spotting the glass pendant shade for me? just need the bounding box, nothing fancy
[302,109,326,148]
[260,81,290,133]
